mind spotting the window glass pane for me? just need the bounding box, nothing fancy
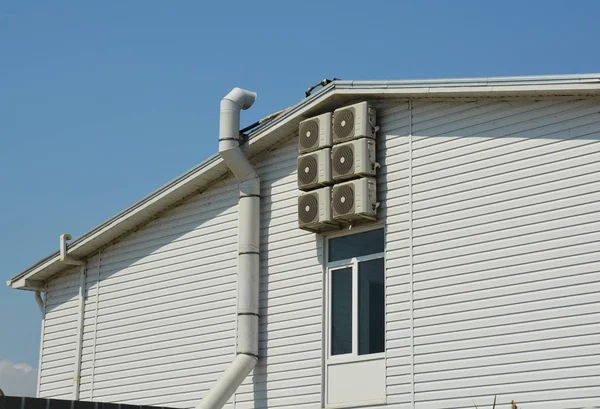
[329,229,385,262]
[358,258,385,355]
[331,267,352,355]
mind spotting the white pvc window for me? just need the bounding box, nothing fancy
[327,228,385,361]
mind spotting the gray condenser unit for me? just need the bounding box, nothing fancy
[297,148,332,191]
[332,102,377,144]
[298,187,338,231]
[332,138,377,182]
[298,113,333,154]
[332,177,377,222]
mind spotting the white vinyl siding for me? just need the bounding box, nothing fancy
[38,266,81,399]
[37,96,600,409]
[78,179,240,408]
[377,102,412,409]
[236,138,323,409]
[409,98,600,409]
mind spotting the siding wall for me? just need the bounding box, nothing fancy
[39,178,240,407]
[236,138,323,409]
[377,102,412,409]
[410,98,600,409]
[38,266,81,399]
[38,96,600,409]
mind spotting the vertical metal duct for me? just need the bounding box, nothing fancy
[196,88,259,409]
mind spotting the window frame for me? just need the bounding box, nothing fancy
[325,226,386,366]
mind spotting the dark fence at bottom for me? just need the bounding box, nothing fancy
[0,397,175,409]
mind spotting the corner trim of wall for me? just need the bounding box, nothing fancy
[408,99,415,409]
[321,233,328,408]
[89,251,102,400]
[73,265,87,400]
[36,284,46,398]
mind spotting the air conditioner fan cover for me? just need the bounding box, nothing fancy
[333,184,355,215]
[299,119,319,151]
[334,108,355,139]
[333,144,354,176]
[299,194,319,224]
[298,155,318,186]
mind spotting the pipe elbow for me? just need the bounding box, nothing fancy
[196,354,257,409]
[222,87,257,111]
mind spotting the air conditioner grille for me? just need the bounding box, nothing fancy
[333,185,355,215]
[299,194,318,224]
[333,145,354,176]
[298,155,318,186]
[299,119,319,151]
[334,108,355,140]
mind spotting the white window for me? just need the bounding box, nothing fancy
[325,228,386,408]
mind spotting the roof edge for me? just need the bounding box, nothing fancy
[8,73,600,290]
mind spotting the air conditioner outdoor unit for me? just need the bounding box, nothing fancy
[332,138,377,182]
[298,113,333,154]
[333,102,377,144]
[332,177,377,222]
[298,187,338,232]
[298,148,332,191]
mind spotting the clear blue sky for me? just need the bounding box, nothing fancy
[1,0,599,373]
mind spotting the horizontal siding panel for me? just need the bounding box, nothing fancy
[414,239,599,285]
[415,259,600,304]
[413,155,600,217]
[90,270,235,310]
[412,101,598,165]
[413,182,600,239]
[242,138,323,409]
[413,138,600,199]
[76,178,238,405]
[416,330,600,366]
[380,98,412,408]
[413,201,600,255]
[415,273,600,316]
[39,267,79,399]
[99,225,238,271]
[417,350,600,383]
[236,393,321,409]
[411,98,600,408]
[411,101,583,161]
[415,313,600,352]
[413,168,600,225]
[415,290,599,334]
[416,375,600,401]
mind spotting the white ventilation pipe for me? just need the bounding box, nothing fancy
[197,87,259,409]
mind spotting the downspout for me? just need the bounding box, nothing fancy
[197,87,259,409]
[59,234,87,401]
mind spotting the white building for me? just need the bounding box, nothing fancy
[7,74,600,409]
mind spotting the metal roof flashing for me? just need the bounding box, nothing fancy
[8,74,600,290]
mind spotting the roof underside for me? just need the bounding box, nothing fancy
[8,73,600,290]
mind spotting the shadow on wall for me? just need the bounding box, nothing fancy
[42,178,241,406]
[250,139,325,409]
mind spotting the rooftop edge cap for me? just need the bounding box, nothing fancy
[223,87,256,110]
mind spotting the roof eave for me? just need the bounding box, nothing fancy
[9,74,600,290]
